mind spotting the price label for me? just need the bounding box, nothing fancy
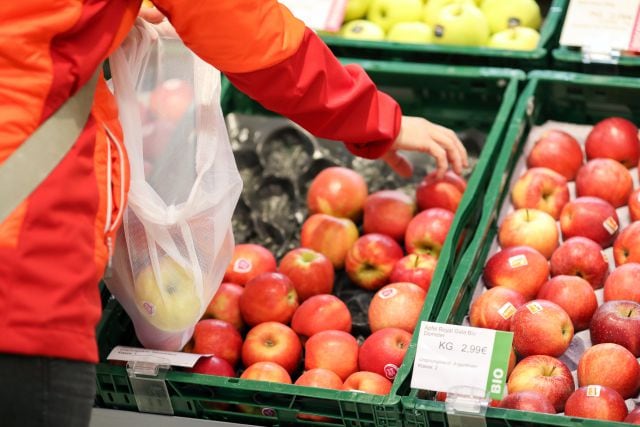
[107,346,204,368]
[411,322,513,400]
[278,0,348,32]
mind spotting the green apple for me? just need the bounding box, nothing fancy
[344,0,372,22]
[387,22,433,43]
[367,0,423,32]
[481,0,541,34]
[423,0,475,26]
[340,19,385,41]
[488,26,540,50]
[432,3,490,46]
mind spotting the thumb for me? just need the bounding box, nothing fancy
[382,150,413,178]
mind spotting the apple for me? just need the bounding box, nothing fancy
[506,355,574,412]
[304,330,359,381]
[241,321,302,374]
[498,391,555,414]
[537,275,598,332]
[359,327,412,380]
[387,22,433,43]
[559,197,619,248]
[404,208,455,257]
[363,190,416,241]
[134,256,201,333]
[613,221,640,266]
[629,189,640,222]
[294,368,344,422]
[511,167,570,219]
[469,286,527,331]
[203,282,244,330]
[482,245,549,300]
[239,272,299,326]
[340,20,385,41]
[307,166,368,221]
[575,158,633,208]
[278,248,334,302]
[432,3,490,47]
[389,253,438,292]
[345,233,405,291]
[300,213,359,269]
[604,263,640,303]
[590,300,640,357]
[577,343,640,399]
[488,27,540,51]
[291,294,352,338]
[564,385,628,422]
[223,243,277,286]
[510,300,574,357]
[343,371,392,395]
[626,407,640,424]
[188,355,236,377]
[367,0,423,32]
[149,78,193,122]
[415,170,467,213]
[344,0,371,21]
[498,208,559,259]
[192,319,243,366]
[240,361,292,384]
[423,0,476,26]
[549,236,609,289]
[585,117,640,168]
[368,282,427,333]
[481,0,541,33]
[526,129,583,180]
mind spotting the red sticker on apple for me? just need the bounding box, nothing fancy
[603,216,619,235]
[586,385,601,397]
[383,363,399,380]
[498,302,517,320]
[378,287,398,299]
[508,254,528,269]
[526,302,543,314]
[261,408,276,417]
[233,258,252,273]
[142,301,155,316]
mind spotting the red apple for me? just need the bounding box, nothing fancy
[239,272,299,326]
[389,253,438,292]
[511,167,570,219]
[223,244,277,286]
[291,294,352,338]
[526,129,584,180]
[300,213,359,269]
[613,221,640,266]
[363,190,416,241]
[575,158,633,208]
[537,275,598,331]
[404,208,454,257]
[498,391,556,414]
[604,263,640,303]
[343,371,392,395]
[241,321,302,374]
[498,209,559,259]
[564,385,628,422]
[306,166,368,221]
[192,319,243,366]
[294,368,343,422]
[203,282,244,330]
[585,117,640,168]
[368,282,427,333]
[506,355,574,412]
[149,78,193,122]
[278,247,334,301]
[510,300,574,357]
[590,300,640,357]
[240,361,292,384]
[304,330,359,381]
[626,406,640,424]
[469,287,527,331]
[508,347,517,377]
[345,233,404,291]
[577,343,640,399]
[482,245,550,300]
[629,189,640,222]
[559,197,620,248]
[188,355,236,377]
[549,236,609,289]
[359,327,412,381]
[415,170,467,213]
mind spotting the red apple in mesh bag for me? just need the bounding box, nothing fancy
[415,170,467,213]
[564,385,628,422]
[343,371,392,395]
[239,272,299,326]
[304,330,359,381]
[577,343,640,399]
[241,321,302,374]
[368,282,427,333]
[510,300,574,357]
[589,300,640,357]
[498,209,559,259]
[526,129,583,180]
[469,286,526,331]
[358,327,412,381]
[613,221,640,266]
[203,282,244,330]
[498,391,556,414]
[306,166,368,221]
[537,275,598,332]
[549,236,609,290]
[192,319,243,366]
[482,245,549,300]
[575,158,633,208]
[559,197,619,248]
[223,243,277,286]
[389,253,438,292]
[511,167,570,219]
[604,263,640,303]
[291,294,352,338]
[363,190,416,241]
[404,208,454,257]
[278,247,334,302]
[585,117,640,168]
[345,233,404,291]
[300,213,359,269]
[149,78,193,122]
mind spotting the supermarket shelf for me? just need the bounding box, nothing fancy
[90,408,259,427]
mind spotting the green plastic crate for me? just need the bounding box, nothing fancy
[553,46,640,78]
[321,0,567,70]
[398,70,640,426]
[94,60,523,426]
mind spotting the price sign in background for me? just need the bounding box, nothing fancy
[411,322,513,400]
[278,0,347,32]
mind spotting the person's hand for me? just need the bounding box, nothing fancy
[139,0,165,24]
[381,116,469,179]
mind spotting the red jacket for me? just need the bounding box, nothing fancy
[0,0,401,363]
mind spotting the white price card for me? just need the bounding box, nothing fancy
[278,0,347,32]
[410,322,513,400]
[107,346,204,368]
[559,0,640,53]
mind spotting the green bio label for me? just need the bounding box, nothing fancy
[486,330,513,400]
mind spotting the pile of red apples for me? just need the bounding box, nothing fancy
[468,117,640,423]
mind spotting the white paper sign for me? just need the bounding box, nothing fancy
[278,0,347,32]
[107,345,204,368]
[410,322,513,400]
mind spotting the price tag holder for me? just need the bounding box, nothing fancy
[278,0,347,32]
[108,345,204,368]
[410,322,513,401]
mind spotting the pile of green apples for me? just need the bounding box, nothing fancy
[336,0,542,51]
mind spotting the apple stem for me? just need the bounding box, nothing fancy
[628,309,634,318]
[413,255,421,268]
[525,209,530,222]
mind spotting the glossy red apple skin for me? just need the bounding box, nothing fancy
[306,166,368,221]
[629,188,640,222]
[537,275,598,331]
[345,233,404,291]
[343,371,392,395]
[358,327,412,381]
[241,321,302,374]
[511,167,570,219]
[575,158,633,208]
[589,300,640,357]
[527,129,584,180]
[363,190,416,241]
[469,286,527,331]
[498,391,556,414]
[482,245,550,300]
[498,208,559,259]
[564,385,628,422]
[613,221,640,266]
[188,355,236,377]
[368,282,427,333]
[223,244,277,286]
[549,236,609,290]
[625,406,640,424]
[577,343,640,399]
[203,282,244,330]
[239,272,299,326]
[404,208,454,257]
[389,253,438,292]
[192,319,243,367]
[291,294,352,338]
[416,170,467,213]
[510,300,574,357]
[278,247,334,302]
[585,117,640,168]
[304,330,359,381]
[559,197,620,248]
[300,213,359,269]
[604,263,640,303]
